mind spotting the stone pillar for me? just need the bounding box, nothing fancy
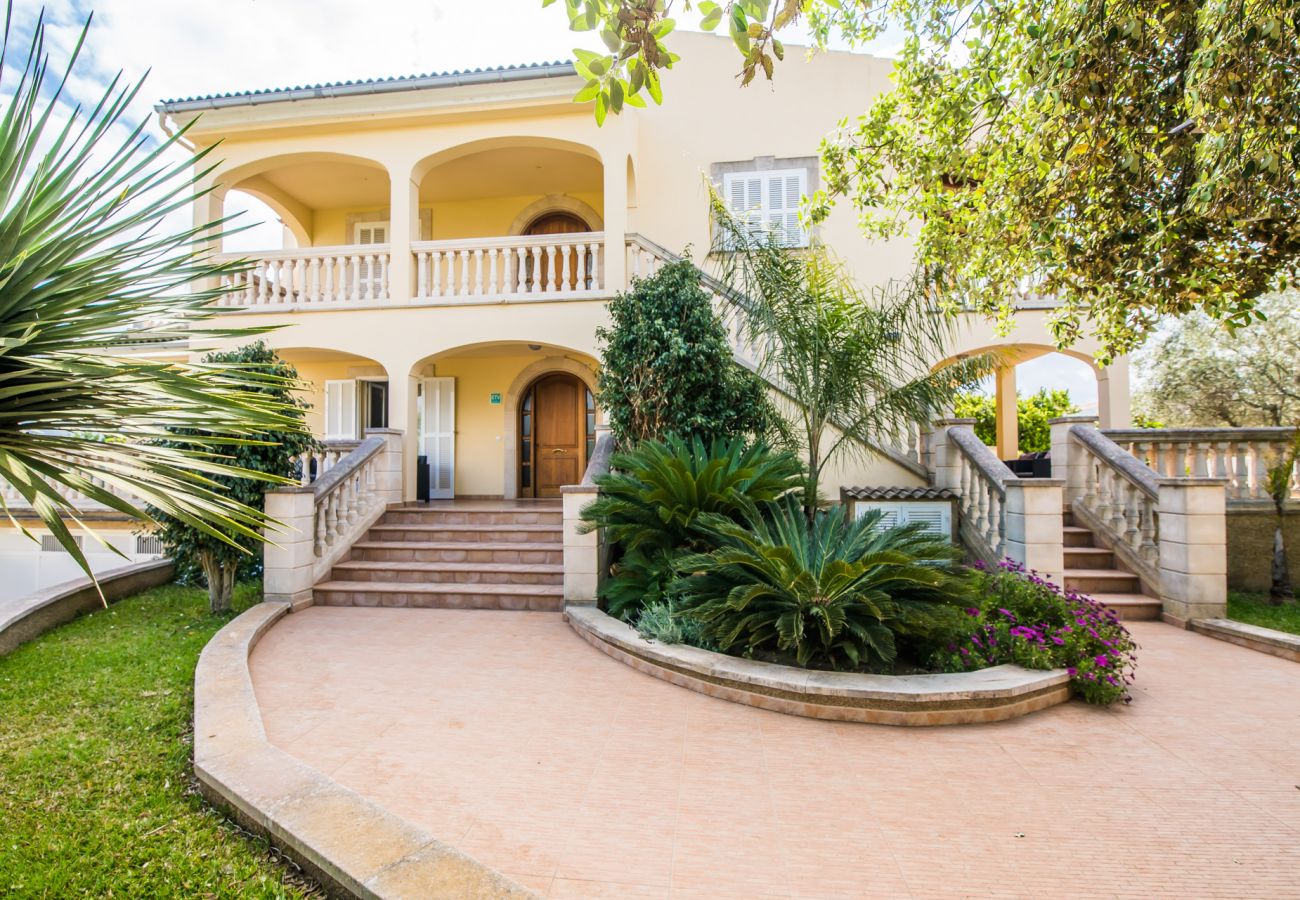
[994,364,1018,460]
[1156,478,1228,624]
[262,489,317,611]
[1098,356,1133,429]
[929,418,977,492]
[561,485,600,606]
[1004,478,1066,584]
[364,428,405,507]
[387,174,419,302]
[386,371,421,502]
[1049,415,1099,507]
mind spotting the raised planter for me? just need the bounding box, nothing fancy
[1190,617,1300,663]
[565,606,1071,726]
[194,602,533,899]
[0,558,174,657]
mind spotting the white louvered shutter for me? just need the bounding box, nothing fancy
[853,501,951,539]
[325,380,358,440]
[853,501,899,529]
[724,172,765,246]
[422,377,456,499]
[765,170,807,247]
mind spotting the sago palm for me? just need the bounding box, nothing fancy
[673,498,970,670]
[0,10,306,580]
[581,435,803,618]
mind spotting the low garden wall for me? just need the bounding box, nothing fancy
[1190,617,1300,664]
[0,558,174,658]
[565,606,1071,726]
[194,601,532,900]
[1225,507,1300,593]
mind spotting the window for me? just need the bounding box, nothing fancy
[354,222,388,293]
[135,534,164,556]
[361,380,389,430]
[722,168,808,248]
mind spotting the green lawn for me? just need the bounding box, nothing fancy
[1228,590,1300,637]
[0,581,320,898]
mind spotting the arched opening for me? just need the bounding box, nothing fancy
[518,372,597,499]
[275,348,389,443]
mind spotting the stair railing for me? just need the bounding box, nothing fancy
[946,425,1010,564]
[1066,424,1161,587]
[264,429,404,609]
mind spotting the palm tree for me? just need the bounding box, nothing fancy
[0,9,307,583]
[708,192,993,519]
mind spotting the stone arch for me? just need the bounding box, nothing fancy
[507,194,605,235]
[409,135,604,185]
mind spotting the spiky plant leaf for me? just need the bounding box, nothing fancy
[0,8,308,585]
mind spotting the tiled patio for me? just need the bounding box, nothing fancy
[250,608,1300,899]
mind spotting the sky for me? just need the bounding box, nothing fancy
[11,0,1095,406]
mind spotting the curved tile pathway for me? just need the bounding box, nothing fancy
[250,608,1300,899]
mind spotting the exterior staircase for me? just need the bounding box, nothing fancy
[1061,508,1161,621]
[312,500,564,611]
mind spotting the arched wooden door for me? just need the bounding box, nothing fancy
[519,373,595,498]
[524,212,590,290]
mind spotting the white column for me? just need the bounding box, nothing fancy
[386,371,421,503]
[1098,355,1132,429]
[387,171,419,302]
[1157,479,1228,624]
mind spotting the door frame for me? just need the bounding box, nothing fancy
[502,357,598,499]
[516,371,595,499]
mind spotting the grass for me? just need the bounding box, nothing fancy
[1228,590,1300,636]
[0,581,320,898]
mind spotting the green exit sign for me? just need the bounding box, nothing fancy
[489,392,502,405]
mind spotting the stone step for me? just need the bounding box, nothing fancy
[331,559,563,586]
[1062,526,1096,548]
[366,523,562,544]
[1064,568,1142,595]
[1090,592,1163,621]
[312,579,564,612]
[1064,546,1114,569]
[348,541,564,565]
[382,508,562,526]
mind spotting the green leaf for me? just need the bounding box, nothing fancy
[701,8,723,31]
[595,92,608,125]
[573,79,601,103]
[730,6,751,52]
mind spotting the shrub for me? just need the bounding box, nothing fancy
[672,498,971,670]
[953,388,1079,453]
[933,559,1138,704]
[596,257,779,444]
[583,436,803,620]
[634,601,716,650]
[150,343,317,613]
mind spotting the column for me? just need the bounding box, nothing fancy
[994,364,1018,460]
[600,144,628,293]
[1097,355,1132,429]
[386,170,419,302]
[386,369,421,502]
[1156,479,1228,624]
[929,418,977,492]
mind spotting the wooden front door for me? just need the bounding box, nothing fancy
[524,212,590,290]
[530,374,584,497]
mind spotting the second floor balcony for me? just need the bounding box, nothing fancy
[207,138,635,312]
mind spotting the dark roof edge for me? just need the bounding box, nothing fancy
[155,61,577,115]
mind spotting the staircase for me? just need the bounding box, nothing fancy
[1062,508,1161,621]
[312,500,565,611]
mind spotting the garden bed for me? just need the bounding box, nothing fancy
[565,606,1071,726]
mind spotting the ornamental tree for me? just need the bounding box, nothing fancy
[549,0,1300,358]
[596,257,780,444]
[149,344,317,614]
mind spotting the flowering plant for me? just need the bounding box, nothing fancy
[934,559,1138,704]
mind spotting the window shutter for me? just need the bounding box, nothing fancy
[354,223,388,292]
[900,502,951,539]
[765,170,807,247]
[325,380,358,440]
[723,172,765,246]
[421,377,456,499]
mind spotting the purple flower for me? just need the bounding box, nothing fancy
[965,607,980,617]
[1094,654,1109,667]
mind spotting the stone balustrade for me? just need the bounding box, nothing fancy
[264,429,404,609]
[216,246,391,308]
[1102,427,1299,504]
[413,233,605,302]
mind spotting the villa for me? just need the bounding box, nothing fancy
[0,32,1292,623]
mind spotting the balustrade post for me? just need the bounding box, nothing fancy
[929,419,975,492]
[1049,416,1097,508]
[263,488,318,610]
[1004,478,1065,584]
[1156,478,1228,624]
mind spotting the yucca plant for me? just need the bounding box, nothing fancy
[0,9,306,584]
[581,435,803,619]
[673,498,970,670]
